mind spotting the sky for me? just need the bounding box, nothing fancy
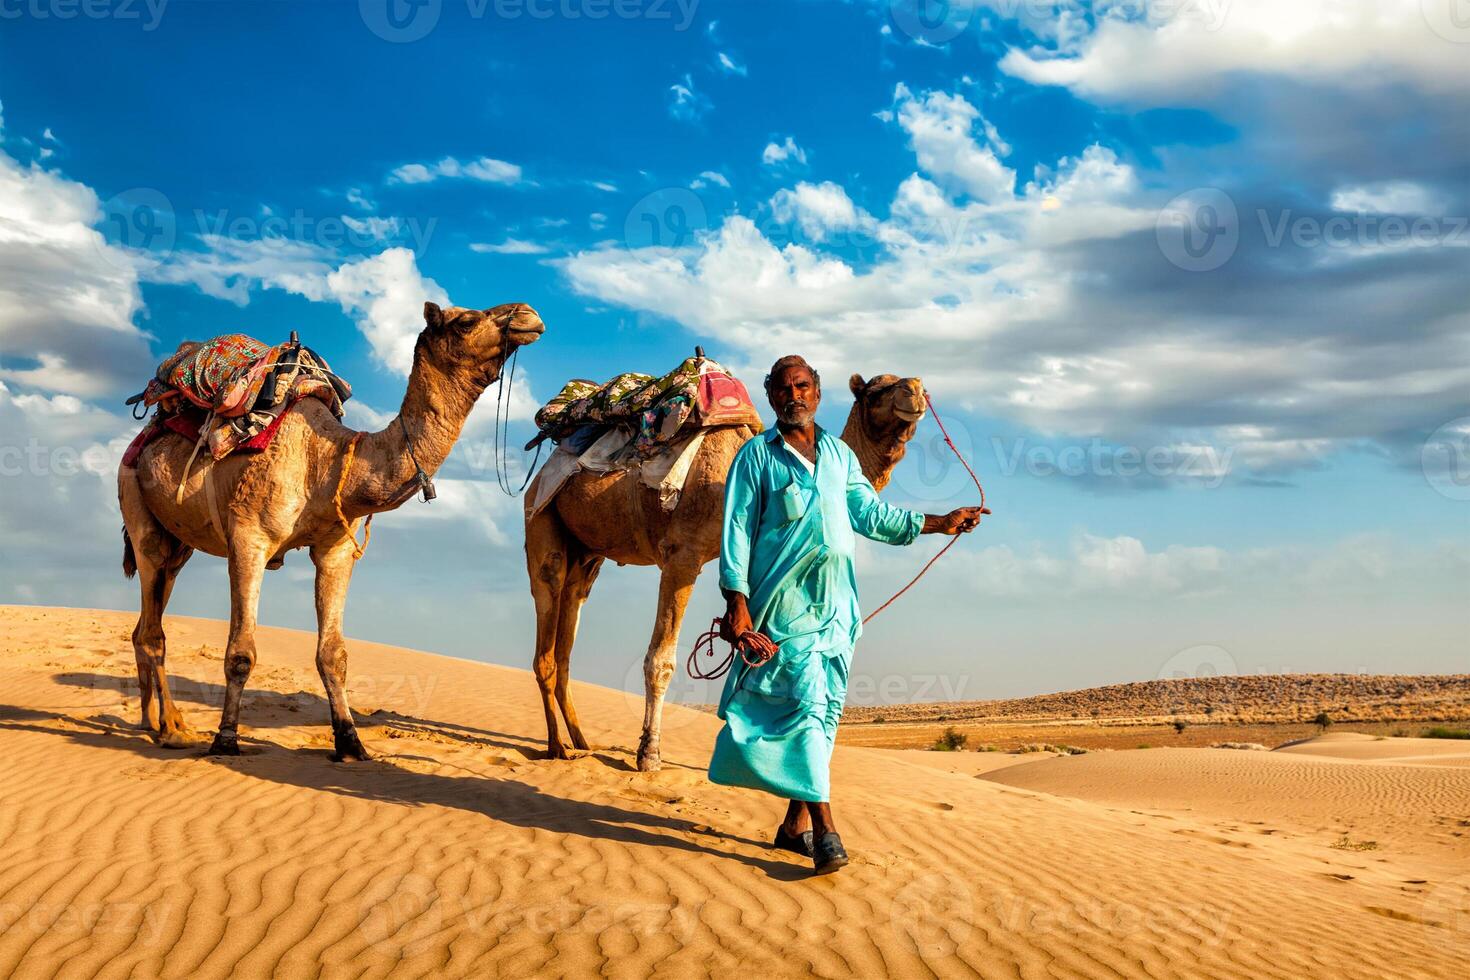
[0,0,1466,706]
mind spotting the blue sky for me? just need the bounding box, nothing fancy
[1,0,1466,702]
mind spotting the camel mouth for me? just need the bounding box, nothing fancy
[894,405,925,423]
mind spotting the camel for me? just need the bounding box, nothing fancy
[524,371,928,771]
[118,301,545,761]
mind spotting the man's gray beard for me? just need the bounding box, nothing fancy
[778,405,813,427]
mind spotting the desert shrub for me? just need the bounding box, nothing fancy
[1424,726,1470,740]
[872,715,886,724]
[1331,836,1379,852]
[1211,742,1268,751]
[1314,711,1333,733]
[1173,719,1189,735]
[932,727,968,751]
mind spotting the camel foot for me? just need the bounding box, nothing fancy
[637,735,662,772]
[331,724,372,762]
[546,740,571,761]
[208,731,241,756]
[158,725,205,749]
[567,729,591,752]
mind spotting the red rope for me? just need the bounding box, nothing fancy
[686,391,986,679]
[686,618,777,680]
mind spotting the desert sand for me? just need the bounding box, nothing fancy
[1,605,1466,978]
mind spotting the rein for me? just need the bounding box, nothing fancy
[685,391,985,680]
[492,345,543,496]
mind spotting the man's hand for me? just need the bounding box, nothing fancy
[721,589,778,666]
[922,506,990,535]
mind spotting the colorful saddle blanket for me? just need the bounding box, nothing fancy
[534,355,762,459]
[124,333,351,462]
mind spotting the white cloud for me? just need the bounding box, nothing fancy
[692,170,731,190]
[589,180,618,193]
[560,85,1470,473]
[999,0,1470,103]
[325,248,450,376]
[142,235,336,305]
[889,83,1013,203]
[668,74,712,123]
[769,181,869,242]
[761,136,807,168]
[1330,180,1447,215]
[470,238,550,255]
[717,51,747,76]
[0,141,152,396]
[388,156,522,186]
[342,214,403,241]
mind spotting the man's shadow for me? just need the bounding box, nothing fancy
[1,700,806,882]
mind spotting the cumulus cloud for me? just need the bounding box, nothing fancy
[998,0,1470,102]
[325,248,450,376]
[888,83,1013,203]
[0,143,152,397]
[388,156,522,186]
[769,181,870,242]
[560,83,1470,477]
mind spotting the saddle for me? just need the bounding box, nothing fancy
[123,331,351,465]
[529,348,762,459]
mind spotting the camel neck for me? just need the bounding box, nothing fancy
[347,348,484,514]
[840,403,902,491]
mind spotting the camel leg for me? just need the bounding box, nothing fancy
[638,556,701,772]
[209,538,268,756]
[310,537,370,762]
[552,555,603,752]
[526,508,570,759]
[119,469,198,746]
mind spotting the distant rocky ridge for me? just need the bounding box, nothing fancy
[838,673,1470,725]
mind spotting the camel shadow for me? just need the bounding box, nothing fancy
[0,707,806,881]
[54,670,545,757]
[53,670,709,772]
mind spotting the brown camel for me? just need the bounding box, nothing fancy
[118,301,545,760]
[524,372,928,771]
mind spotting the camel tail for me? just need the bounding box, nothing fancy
[122,527,137,579]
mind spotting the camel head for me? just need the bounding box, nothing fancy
[849,372,926,444]
[844,373,927,490]
[418,301,545,388]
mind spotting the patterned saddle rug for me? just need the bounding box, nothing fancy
[532,353,761,460]
[123,332,351,464]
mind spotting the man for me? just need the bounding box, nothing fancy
[709,355,987,875]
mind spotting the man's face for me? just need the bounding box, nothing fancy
[768,365,821,428]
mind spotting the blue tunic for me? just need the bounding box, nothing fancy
[708,426,923,802]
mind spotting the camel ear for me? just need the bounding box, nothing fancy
[424,301,443,331]
[849,373,866,396]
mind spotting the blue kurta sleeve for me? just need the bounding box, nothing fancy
[719,442,761,595]
[845,446,923,546]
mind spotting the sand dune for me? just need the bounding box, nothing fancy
[1,605,1466,978]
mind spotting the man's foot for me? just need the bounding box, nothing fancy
[774,825,815,858]
[812,832,849,875]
